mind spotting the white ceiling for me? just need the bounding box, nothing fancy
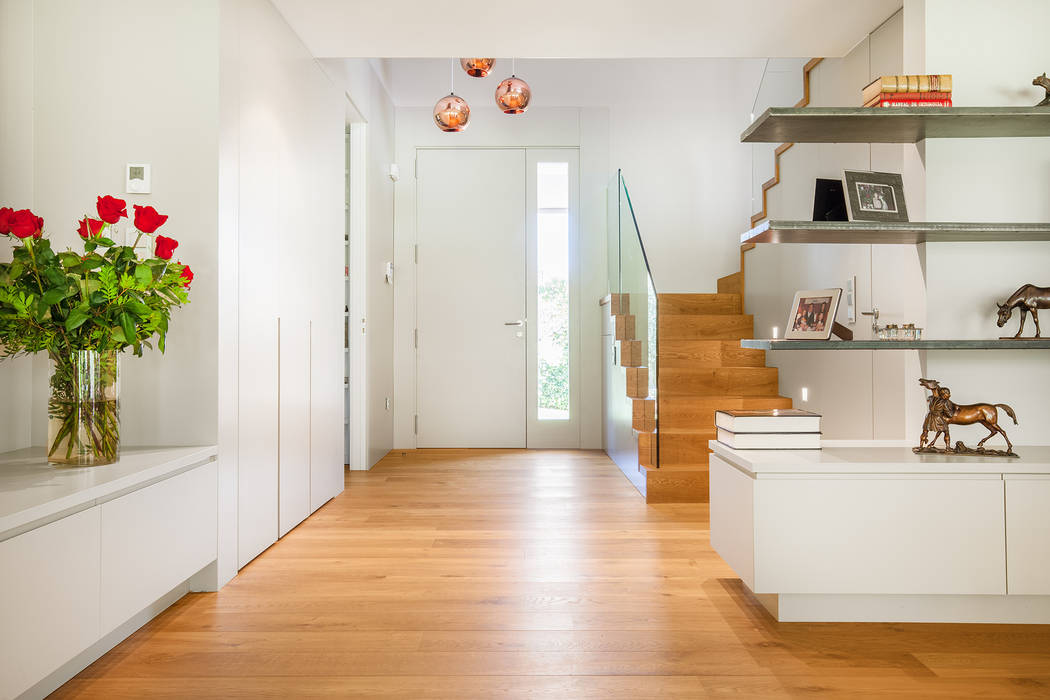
[378,57,800,109]
[271,0,902,59]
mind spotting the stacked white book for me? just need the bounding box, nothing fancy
[714,409,822,450]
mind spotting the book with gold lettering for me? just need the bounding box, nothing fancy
[862,74,952,104]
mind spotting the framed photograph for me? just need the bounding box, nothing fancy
[784,289,843,340]
[842,170,908,222]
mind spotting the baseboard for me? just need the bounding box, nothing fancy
[761,592,1050,624]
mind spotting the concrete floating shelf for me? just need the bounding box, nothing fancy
[742,220,1050,245]
[741,339,1050,350]
[741,106,1050,143]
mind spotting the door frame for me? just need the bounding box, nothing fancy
[346,114,368,469]
[526,148,581,448]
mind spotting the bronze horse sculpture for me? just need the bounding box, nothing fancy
[996,284,1050,338]
[917,378,1018,455]
[1036,73,1050,107]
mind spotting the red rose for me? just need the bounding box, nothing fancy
[77,217,105,239]
[0,207,13,234]
[179,264,194,288]
[96,195,127,224]
[9,209,43,239]
[133,204,168,234]
[154,234,179,260]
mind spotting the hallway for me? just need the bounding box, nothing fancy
[55,450,1050,698]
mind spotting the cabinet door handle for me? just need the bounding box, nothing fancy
[504,320,525,326]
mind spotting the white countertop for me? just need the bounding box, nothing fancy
[0,445,218,539]
[709,440,1050,476]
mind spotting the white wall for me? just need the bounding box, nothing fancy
[20,0,222,450]
[746,10,931,440]
[0,0,35,453]
[748,3,1050,447]
[385,58,766,294]
[320,59,397,469]
[607,60,766,293]
[917,0,1050,446]
[390,106,609,450]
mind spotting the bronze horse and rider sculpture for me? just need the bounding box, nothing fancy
[997,284,1050,338]
[915,378,1018,457]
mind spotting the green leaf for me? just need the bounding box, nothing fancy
[40,288,68,306]
[134,264,153,287]
[65,307,91,332]
[90,291,107,306]
[125,299,151,317]
[95,237,116,248]
[58,252,82,268]
[119,312,136,347]
[43,268,66,287]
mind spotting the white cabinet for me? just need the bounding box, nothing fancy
[279,316,312,537]
[100,462,218,634]
[754,475,1006,595]
[1006,476,1050,595]
[0,508,101,700]
[710,443,1050,623]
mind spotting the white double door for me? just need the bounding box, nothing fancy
[416,148,579,448]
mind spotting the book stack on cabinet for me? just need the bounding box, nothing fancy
[715,409,822,450]
[862,74,952,107]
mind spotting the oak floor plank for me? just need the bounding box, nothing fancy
[51,450,1050,699]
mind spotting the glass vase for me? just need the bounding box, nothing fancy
[47,350,120,466]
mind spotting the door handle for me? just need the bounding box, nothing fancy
[504,320,525,326]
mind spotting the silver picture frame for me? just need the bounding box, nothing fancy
[842,170,908,223]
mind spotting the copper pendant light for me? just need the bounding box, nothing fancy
[433,59,470,132]
[460,58,495,77]
[495,59,531,114]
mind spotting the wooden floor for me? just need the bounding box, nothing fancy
[55,450,1050,698]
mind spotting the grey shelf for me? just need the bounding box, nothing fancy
[742,339,1050,350]
[741,106,1050,143]
[742,220,1050,245]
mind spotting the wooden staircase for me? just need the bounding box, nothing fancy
[645,272,792,503]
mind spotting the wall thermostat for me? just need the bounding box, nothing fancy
[126,163,152,194]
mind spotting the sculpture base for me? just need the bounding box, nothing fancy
[999,336,1042,340]
[913,442,1019,458]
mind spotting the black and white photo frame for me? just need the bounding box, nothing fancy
[842,170,908,223]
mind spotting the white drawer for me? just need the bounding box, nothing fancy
[754,475,1006,595]
[0,508,101,700]
[100,462,217,634]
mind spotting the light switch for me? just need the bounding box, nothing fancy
[126,163,151,194]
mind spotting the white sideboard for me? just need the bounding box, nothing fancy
[709,441,1050,623]
[0,446,218,700]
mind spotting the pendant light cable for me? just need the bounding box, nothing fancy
[512,57,516,77]
[450,57,455,94]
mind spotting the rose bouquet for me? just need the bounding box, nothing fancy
[0,196,192,465]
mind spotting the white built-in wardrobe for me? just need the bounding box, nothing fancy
[229,17,347,568]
